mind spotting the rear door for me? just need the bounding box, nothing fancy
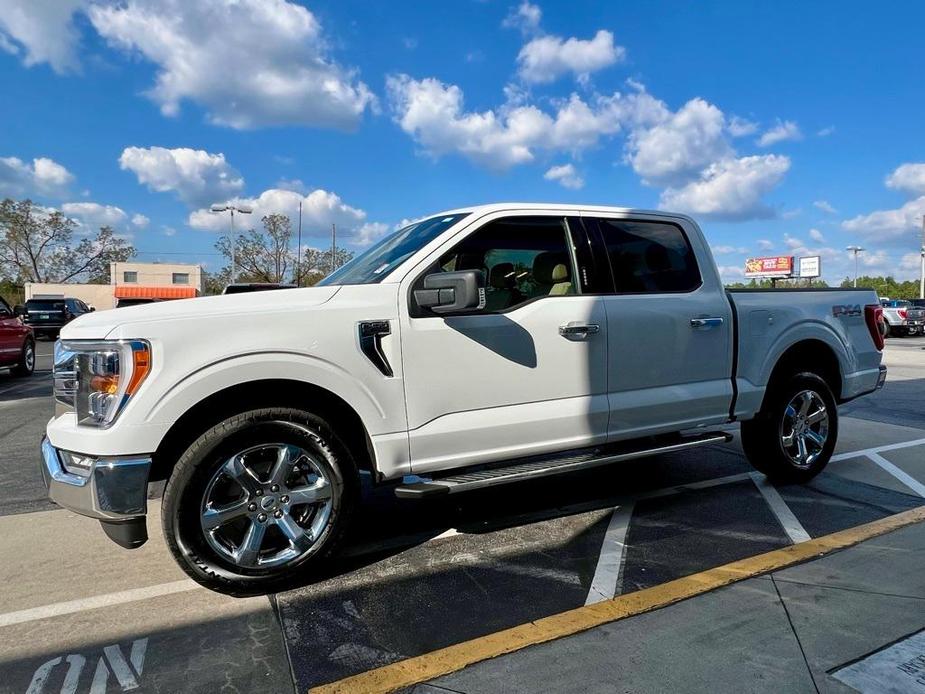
[585,215,734,440]
[0,299,20,364]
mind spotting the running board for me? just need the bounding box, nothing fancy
[394,431,733,499]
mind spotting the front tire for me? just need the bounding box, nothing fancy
[162,408,358,595]
[741,372,838,484]
[10,338,35,377]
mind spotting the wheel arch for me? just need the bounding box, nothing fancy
[762,338,843,406]
[151,379,376,483]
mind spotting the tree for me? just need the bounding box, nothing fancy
[839,275,919,299]
[0,198,135,283]
[214,213,355,288]
[725,277,829,289]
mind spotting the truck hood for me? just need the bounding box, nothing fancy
[60,286,342,340]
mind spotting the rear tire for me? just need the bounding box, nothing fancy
[162,407,358,595]
[741,372,838,484]
[10,338,34,377]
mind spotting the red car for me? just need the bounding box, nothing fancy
[0,297,34,376]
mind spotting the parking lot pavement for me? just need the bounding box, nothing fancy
[0,337,923,693]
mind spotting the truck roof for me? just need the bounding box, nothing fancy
[429,202,696,224]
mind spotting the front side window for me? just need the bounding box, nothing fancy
[123,271,138,283]
[596,219,701,293]
[319,213,470,286]
[172,273,189,285]
[432,216,577,313]
[0,298,11,317]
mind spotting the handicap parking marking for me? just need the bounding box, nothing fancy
[832,628,925,693]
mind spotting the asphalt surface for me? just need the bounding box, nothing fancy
[0,337,923,693]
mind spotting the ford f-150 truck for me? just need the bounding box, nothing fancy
[41,204,888,594]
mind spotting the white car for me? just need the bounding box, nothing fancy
[42,203,887,594]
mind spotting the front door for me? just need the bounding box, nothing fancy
[399,213,608,473]
[587,215,735,440]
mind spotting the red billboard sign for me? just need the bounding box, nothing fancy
[744,256,794,278]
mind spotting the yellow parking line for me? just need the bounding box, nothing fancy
[312,505,925,694]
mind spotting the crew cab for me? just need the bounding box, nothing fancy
[0,297,34,376]
[41,204,887,594]
[880,299,925,337]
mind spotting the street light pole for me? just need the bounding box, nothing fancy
[846,245,865,288]
[210,204,253,283]
[920,216,925,300]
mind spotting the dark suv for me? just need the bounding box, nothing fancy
[22,297,92,339]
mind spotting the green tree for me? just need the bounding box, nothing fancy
[838,275,919,299]
[296,246,354,286]
[0,198,135,283]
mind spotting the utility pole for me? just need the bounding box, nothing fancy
[296,201,303,287]
[846,245,865,288]
[210,204,253,283]
[920,216,924,300]
[331,223,336,274]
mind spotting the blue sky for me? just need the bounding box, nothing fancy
[1,0,924,283]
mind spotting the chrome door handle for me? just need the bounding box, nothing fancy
[559,322,600,338]
[690,317,725,328]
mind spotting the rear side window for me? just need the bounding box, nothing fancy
[596,219,701,293]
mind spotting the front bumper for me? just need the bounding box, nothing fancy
[40,437,152,521]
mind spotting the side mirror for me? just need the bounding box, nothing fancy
[13,305,25,318]
[89,306,96,312]
[413,270,486,315]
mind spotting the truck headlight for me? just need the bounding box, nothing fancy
[56,340,152,427]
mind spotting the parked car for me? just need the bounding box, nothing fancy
[880,299,925,337]
[22,297,93,339]
[222,283,297,294]
[0,297,34,376]
[41,204,887,594]
[116,298,159,308]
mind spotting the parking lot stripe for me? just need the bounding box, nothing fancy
[866,452,925,498]
[0,579,199,628]
[584,504,633,605]
[749,473,811,543]
[831,436,925,462]
[311,505,925,694]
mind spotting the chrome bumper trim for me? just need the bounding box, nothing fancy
[877,365,888,389]
[40,438,151,520]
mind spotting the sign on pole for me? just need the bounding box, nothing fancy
[798,256,821,278]
[745,256,794,279]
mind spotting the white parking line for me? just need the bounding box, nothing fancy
[0,579,199,628]
[831,436,925,462]
[585,504,634,605]
[749,473,811,543]
[866,452,925,498]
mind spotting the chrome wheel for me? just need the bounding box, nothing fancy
[24,343,34,371]
[780,390,829,468]
[200,443,336,569]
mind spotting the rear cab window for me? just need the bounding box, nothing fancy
[592,218,702,294]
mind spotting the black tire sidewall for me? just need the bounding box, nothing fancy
[162,409,357,594]
[11,339,34,376]
[743,372,838,483]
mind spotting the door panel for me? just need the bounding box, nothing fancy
[400,213,608,473]
[589,216,734,440]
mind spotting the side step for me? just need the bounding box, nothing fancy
[395,431,732,499]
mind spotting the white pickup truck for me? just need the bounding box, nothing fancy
[42,204,887,594]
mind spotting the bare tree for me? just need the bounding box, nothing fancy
[0,198,135,283]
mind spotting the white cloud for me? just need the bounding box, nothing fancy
[627,98,731,185]
[0,155,75,198]
[517,30,624,84]
[817,126,835,137]
[355,222,390,246]
[716,265,745,281]
[885,163,925,197]
[386,74,662,170]
[544,163,584,189]
[61,201,128,229]
[88,0,375,130]
[727,116,759,137]
[119,146,245,207]
[0,0,85,74]
[784,234,803,250]
[757,239,774,251]
[900,252,922,274]
[809,228,825,243]
[757,119,802,147]
[502,1,542,35]
[131,213,149,228]
[841,195,925,242]
[659,155,791,221]
[813,199,837,214]
[711,245,748,255]
[188,187,372,243]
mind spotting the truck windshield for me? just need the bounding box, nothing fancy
[318,213,470,286]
